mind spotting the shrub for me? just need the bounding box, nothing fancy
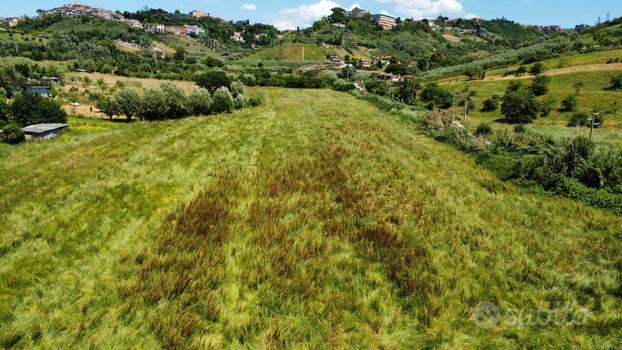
[481,95,500,112]
[567,112,589,127]
[501,83,540,123]
[513,124,527,134]
[188,88,213,116]
[230,81,245,98]
[212,87,234,113]
[560,95,578,112]
[240,74,256,86]
[538,96,556,117]
[529,75,550,96]
[247,94,264,107]
[607,74,622,90]
[475,123,493,136]
[0,96,12,125]
[530,62,546,75]
[11,92,67,126]
[317,70,338,87]
[196,71,232,93]
[234,94,245,109]
[332,79,356,92]
[0,122,25,144]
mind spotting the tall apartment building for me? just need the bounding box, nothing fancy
[373,14,396,30]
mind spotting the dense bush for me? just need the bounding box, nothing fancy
[11,92,67,126]
[234,94,245,109]
[607,74,622,90]
[317,70,338,86]
[475,123,493,136]
[230,81,245,97]
[501,82,539,123]
[212,87,234,113]
[0,122,25,144]
[567,112,590,127]
[481,95,500,112]
[560,95,578,112]
[530,62,546,75]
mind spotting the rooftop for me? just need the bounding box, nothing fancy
[23,123,68,134]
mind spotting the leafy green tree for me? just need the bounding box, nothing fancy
[196,71,232,93]
[338,65,357,81]
[501,83,540,123]
[396,78,420,105]
[140,88,169,120]
[212,87,234,113]
[174,47,186,61]
[529,75,550,96]
[11,92,67,126]
[420,82,452,109]
[188,88,213,115]
[110,88,142,121]
[160,82,189,119]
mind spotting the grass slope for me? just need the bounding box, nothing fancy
[1,89,621,349]
[443,70,622,148]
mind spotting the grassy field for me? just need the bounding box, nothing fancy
[441,49,622,83]
[443,70,622,148]
[244,43,334,62]
[1,88,621,349]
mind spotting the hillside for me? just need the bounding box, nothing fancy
[1,88,621,348]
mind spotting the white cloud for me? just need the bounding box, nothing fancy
[273,0,340,30]
[371,0,470,19]
[241,3,257,11]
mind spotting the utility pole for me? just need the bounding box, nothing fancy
[451,91,459,121]
[590,112,600,142]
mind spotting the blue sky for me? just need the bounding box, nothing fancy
[2,0,621,30]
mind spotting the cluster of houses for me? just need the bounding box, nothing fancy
[142,23,205,36]
[0,16,22,27]
[36,3,208,37]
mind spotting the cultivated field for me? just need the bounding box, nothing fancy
[1,88,620,349]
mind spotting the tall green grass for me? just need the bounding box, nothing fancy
[1,88,621,348]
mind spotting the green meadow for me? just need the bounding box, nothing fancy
[1,88,621,348]
[243,43,333,62]
[443,70,622,148]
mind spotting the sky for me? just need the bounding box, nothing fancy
[2,0,621,30]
